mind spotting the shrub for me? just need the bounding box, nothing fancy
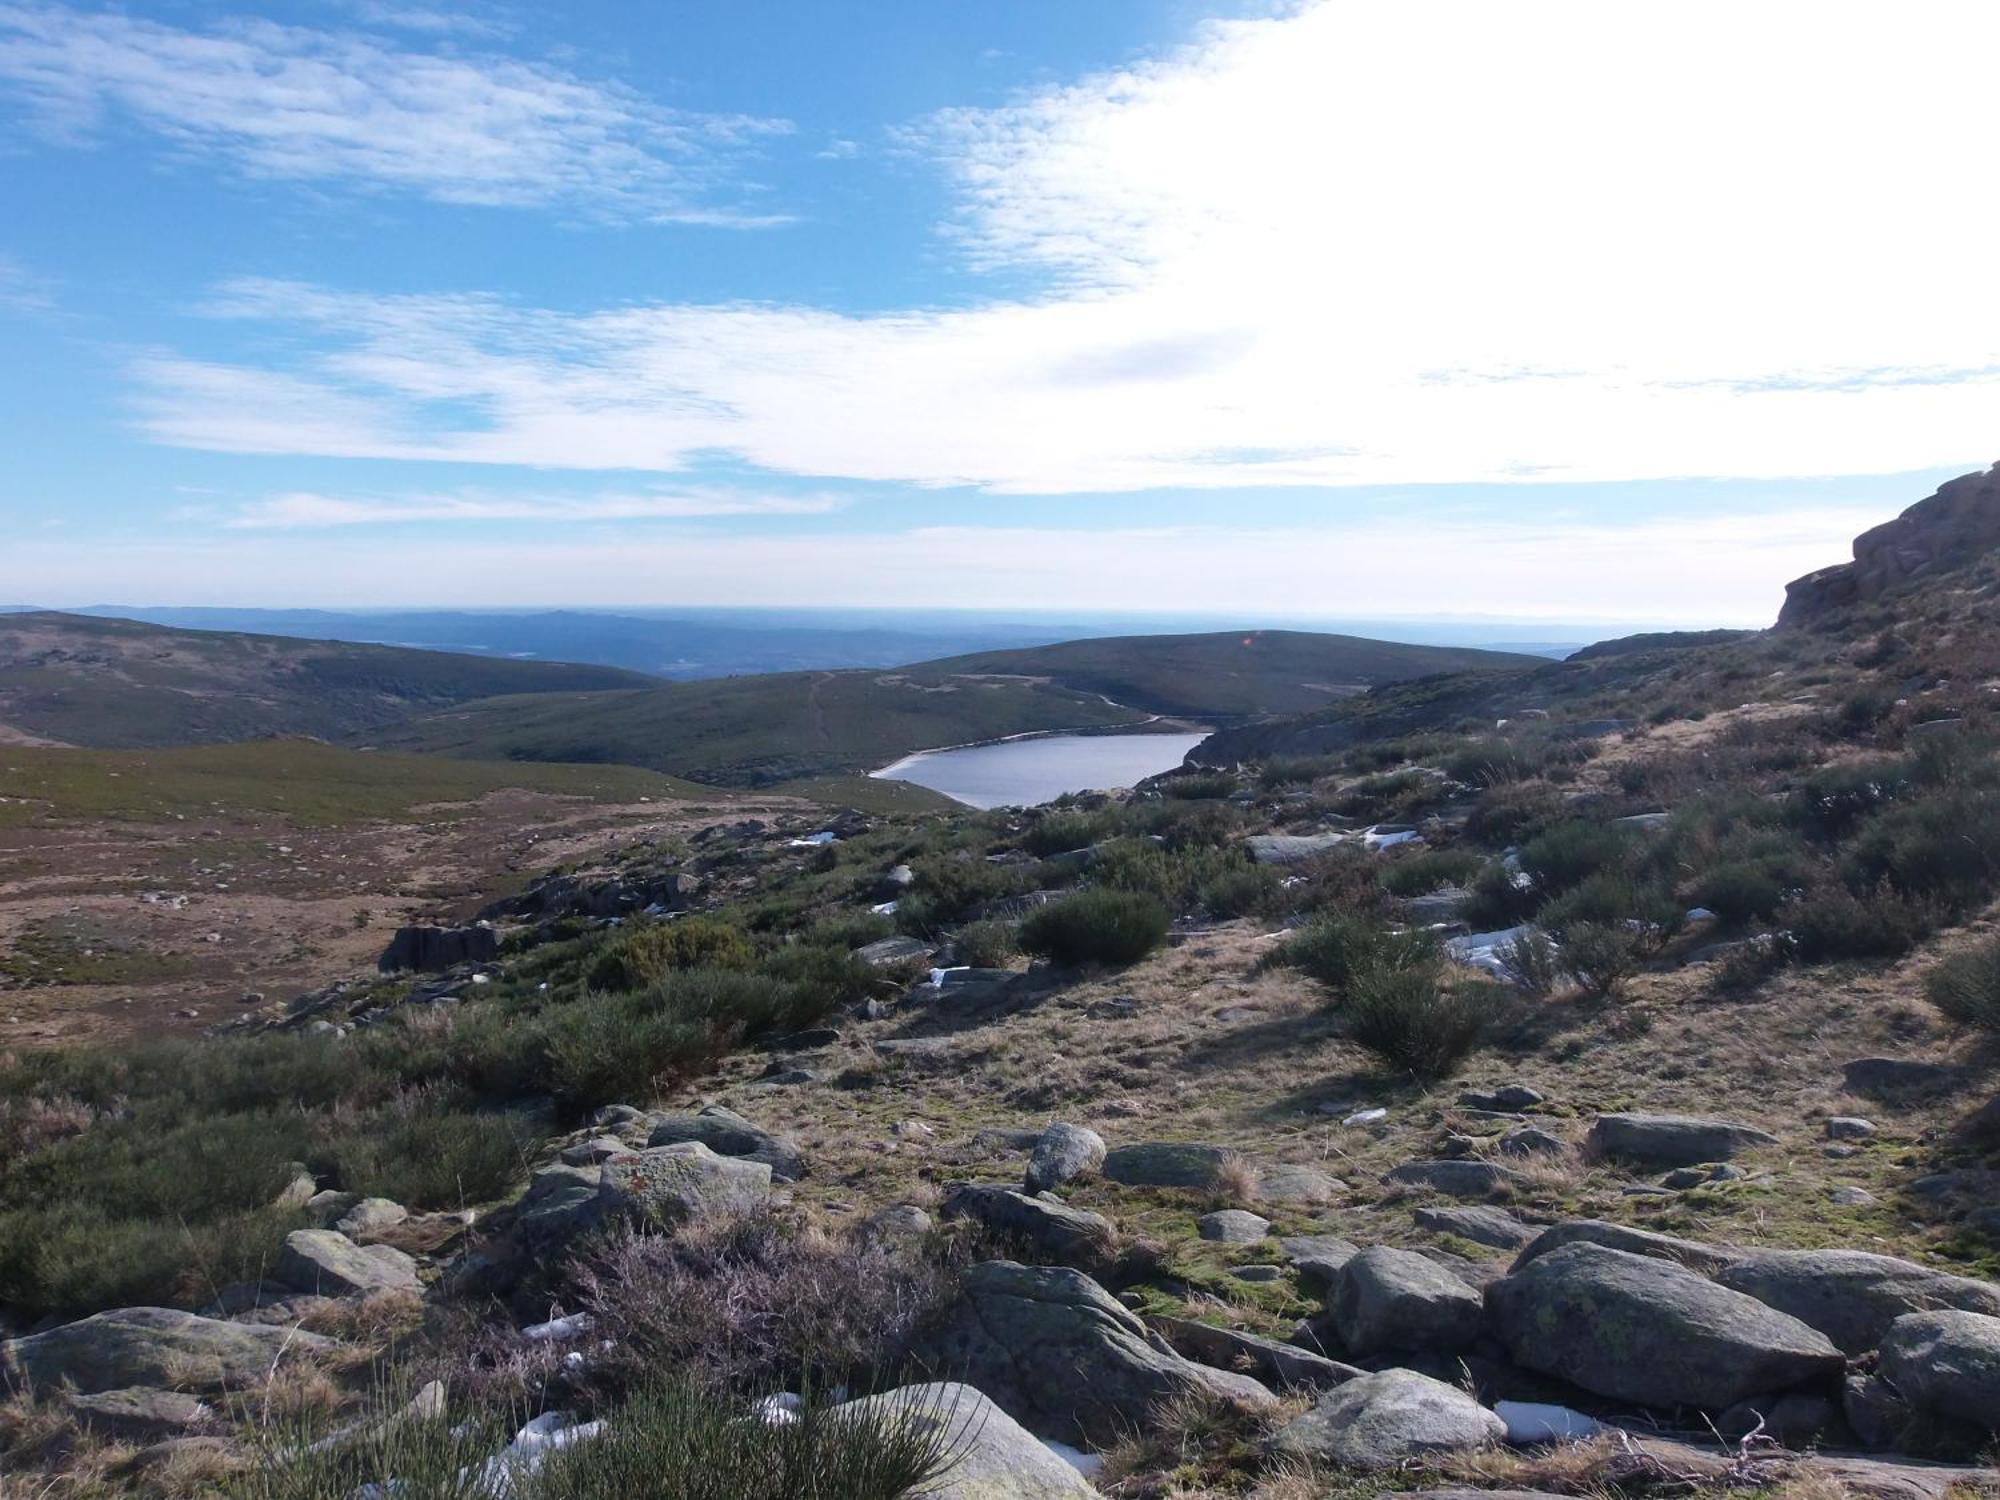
[1538,872,1680,939]
[1019,889,1170,966]
[588,918,755,991]
[1272,913,1437,995]
[951,919,1018,969]
[1843,790,2000,913]
[1496,929,1562,996]
[1518,820,1634,895]
[758,944,878,1010]
[1344,968,1492,1079]
[1196,864,1279,919]
[1379,848,1485,898]
[804,912,894,951]
[1561,922,1646,999]
[1465,781,1565,845]
[1692,860,1793,926]
[322,1099,538,1210]
[1782,883,1936,962]
[1021,809,1118,857]
[1792,760,1911,839]
[1257,755,1342,789]
[1924,940,2000,1033]
[1161,771,1237,800]
[1460,860,1537,930]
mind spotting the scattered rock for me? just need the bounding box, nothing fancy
[1255,1163,1344,1205]
[1511,1219,1736,1275]
[599,1141,771,1233]
[64,1387,213,1441]
[559,1137,629,1167]
[862,1204,933,1241]
[1878,1309,2000,1430]
[1267,1368,1505,1471]
[275,1230,420,1297]
[646,1105,805,1182]
[1416,1205,1537,1251]
[1716,1249,2000,1355]
[1198,1210,1271,1244]
[1586,1113,1779,1167]
[1330,1247,1484,1356]
[1231,1264,1284,1283]
[856,935,932,967]
[1101,1141,1229,1189]
[939,1183,1115,1269]
[3,1308,334,1394]
[1718,1392,1838,1449]
[1384,1160,1519,1198]
[1281,1234,1361,1291]
[1246,833,1347,865]
[1841,1058,1956,1098]
[1497,1125,1567,1158]
[1843,1372,1914,1449]
[333,1198,408,1241]
[834,1383,1096,1499]
[1831,1187,1878,1207]
[1148,1315,1362,1391]
[1485,1242,1844,1409]
[1826,1116,1877,1140]
[907,1260,1277,1445]
[1024,1123,1107,1194]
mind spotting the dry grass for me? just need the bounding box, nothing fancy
[1210,1151,1263,1209]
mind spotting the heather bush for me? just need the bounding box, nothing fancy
[1924,938,2000,1034]
[1561,922,1647,999]
[1019,889,1170,966]
[587,917,755,991]
[1273,913,1438,995]
[1344,968,1493,1078]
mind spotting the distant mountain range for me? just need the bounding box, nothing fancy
[0,605,1589,679]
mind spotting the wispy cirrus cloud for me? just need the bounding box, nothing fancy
[0,2,792,222]
[223,487,847,528]
[123,1,2000,491]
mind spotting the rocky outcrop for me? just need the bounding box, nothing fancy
[1485,1243,1843,1410]
[1780,464,2000,627]
[1101,1141,1230,1189]
[3,1308,334,1394]
[1717,1250,2000,1355]
[377,923,497,973]
[600,1141,771,1231]
[1510,1219,1736,1275]
[1148,1315,1362,1391]
[1267,1368,1504,1471]
[835,1383,1098,1499]
[905,1261,1276,1444]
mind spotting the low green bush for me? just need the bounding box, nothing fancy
[1344,968,1493,1078]
[1019,889,1170,966]
[1197,864,1280,919]
[1272,913,1438,995]
[951,919,1018,969]
[1561,922,1647,999]
[587,918,755,991]
[1518,820,1634,895]
[1538,872,1679,937]
[1924,939,2000,1033]
[1161,771,1237,800]
[1782,884,1936,962]
[1379,847,1485,898]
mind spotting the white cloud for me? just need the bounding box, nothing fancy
[0,2,791,220]
[225,487,847,528]
[124,0,2000,491]
[5,505,1887,623]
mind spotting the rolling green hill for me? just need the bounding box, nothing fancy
[920,628,1544,718]
[0,612,654,749]
[368,669,1151,786]
[371,628,1542,786]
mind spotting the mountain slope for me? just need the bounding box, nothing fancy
[0,612,654,749]
[918,628,1544,718]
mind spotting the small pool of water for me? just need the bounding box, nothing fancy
[872,731,1209,809]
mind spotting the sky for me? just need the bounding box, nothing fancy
[2,0,1994,626]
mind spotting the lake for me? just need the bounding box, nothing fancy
[872,731,1209,809]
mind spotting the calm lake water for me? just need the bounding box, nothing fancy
[872,731,1209,809]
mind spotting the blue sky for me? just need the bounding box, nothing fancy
[1,0,1992,624]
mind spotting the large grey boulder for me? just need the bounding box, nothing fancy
[836,1383,1096,1499]
[939,1183,1115,1269]
[512,1164,609,1254]
[64,1387,213,1441]
[333,1198,409,1242]
[1024,1123,1106,1194]
[600,1141,771,1231]
[274,1230,420,1297]
[1282,1234,1362,1292]
[1199,1210,1272,1244]
[1246,833,1347,865]
[4,1309,334,1394]
[1587,1113,1779,1167]
[1101,1141,1230,1188]
[1331,1247,1484,1356]
[1510,1219,1735,1275]
[1268,1368,1504,1471]
[856,935,932,967]
[1254,1162,1345,1205]
[906,1261,1277,1444]
[1879,1310,2000,1430]
[646,1104,805,1182]
[378,923,497,973]
[1717,1250,2000,1355]
[1485,1243,1844,1409]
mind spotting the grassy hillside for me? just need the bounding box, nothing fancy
[920,628,1544,718]
[370,669,1149,786]
[0,739,710,829]
[0,612,654,749]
